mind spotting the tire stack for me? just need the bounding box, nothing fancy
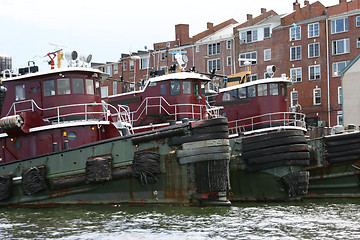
[323,132,360,164]
[172,118,230,194]
[242,130,310,172]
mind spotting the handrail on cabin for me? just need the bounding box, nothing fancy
[227,111,306,135]
[5,99,123,124]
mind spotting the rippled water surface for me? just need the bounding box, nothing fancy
[2,201,360,239]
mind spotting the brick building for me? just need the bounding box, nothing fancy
[94,0,360,128]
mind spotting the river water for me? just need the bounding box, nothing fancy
[1,201,360,240]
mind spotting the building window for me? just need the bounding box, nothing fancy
[107,65,113,77]
[290,26,301,41]
[357,37,360,48]
[129,60,134,71]
[290,67,302,82]
[290,46,302,61]
[114,65,118,74]
[338,86,343,105]
[264,49,271,61]
[15,84,25,100]
[332,61,350,77]
[140,57,150,70]
[290,90,298,107]
[308,42,320,58]
[161,52,166,61]
[123,62,127,71]
[240,30,258,43]
[308,22,319,38]
[113,81,117,95]
[337,113,343,125]
[208,59,221,72]
[195,45,199,52]
[264,27,270,38]
[101,86,108,98]
[227,56,232,66]
[239,51,257,66]
[57,78,71,95]
[331,17,348,34]
[73,78,84,94]
[208,43,220,55]
[357,16,360,27]
[246,74,258,82]
[313,88,321,105]
[226,40,231,49]
[309,65,321,80]
[332,38,350,55]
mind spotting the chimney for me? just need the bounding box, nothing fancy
[339,0,346,4]
[175,24,190,45]
[304,0,309,6]
[247,14,253,20]
[261,8,267,14]
[207,22,214,30]
[293,0,300,11]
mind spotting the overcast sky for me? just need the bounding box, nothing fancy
[0,0,340,71]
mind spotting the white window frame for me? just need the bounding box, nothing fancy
[113,81,117,95]
[240,30,258,43]
[290,90,298,107]
[357,16,360,27]
[338,86,343,105]
[331,17,349,34]
[140,57,150,70]
[226,40,232,49]
[332,61,350,77]
[161,52,166,61]
[308,22,319,38]
[264,27,271,38]
[208,58,221,72]
[308,42,320,58]
[208,43,220,55]
[290,67,302,82]
[290,26,301,41]
[129,60,134,71]
[357,37,360,48]
[313,88,321,105]
[123,62,127,71]
[196,45,200,52]
[101,86,108,98]
[309,65,321,80]
[264,49,271,61]
[290,46,302,61]
[239,51,257,66]
[227,56,232,66]
[332,38,350,55]
[337,114,343,126]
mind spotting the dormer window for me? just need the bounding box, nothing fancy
[15,84,25,101]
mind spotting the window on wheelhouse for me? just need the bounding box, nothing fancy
[222,89,237,101]
[161,84,166,95]
[183,81,191,94]
[257,84,268,96]
[280,83,287,96]
[86,79,95,95]
[239,88,246,99]
[58,78,71,95]
[73,78,85,94]
[194,82,200,95]
[170,81,180,95]
[269,83,279,96]
[15,84,25,101]
[44,80,55,96]
[248,86,256,98]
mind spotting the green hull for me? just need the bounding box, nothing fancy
[228,130,310,202]
[0,119,231,207]
[305,134,360,199]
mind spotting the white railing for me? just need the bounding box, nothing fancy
[117,96,207,126]
[5,99,124,124]
[227,112,306,135]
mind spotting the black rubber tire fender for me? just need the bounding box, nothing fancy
[242,136,307,152]
[246,159,310,172]
[246,152,310,165]
[324,131,360,142]
[177,146,230,158]
[324,138,360,147]
[325,142,360,153]
[242,130,305,145]
[325,148,360,160]
[242,143,309,159]
[327,154,360,164]
[170,132,229,145]
[179,153,230,164]
[191,125,228,135]
[190,117,228,129]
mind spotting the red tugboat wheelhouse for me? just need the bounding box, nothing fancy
[0,51,231,207]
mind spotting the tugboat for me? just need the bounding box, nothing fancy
[0,51,231,206]
[107,56,310,202]
[305,126,360,198]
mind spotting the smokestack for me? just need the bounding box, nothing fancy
[304,0,309,6]
[247,14,253,20]
[293,0,300,11]
[261,8,267,14]
[207,22,213,30]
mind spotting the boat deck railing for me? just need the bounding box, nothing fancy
[5,99,124,124]
[227,111,306,135]
[117,96,207,125]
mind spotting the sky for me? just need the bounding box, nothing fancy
[0,0,340,71]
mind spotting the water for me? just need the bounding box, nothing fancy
[1,201,360,240]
